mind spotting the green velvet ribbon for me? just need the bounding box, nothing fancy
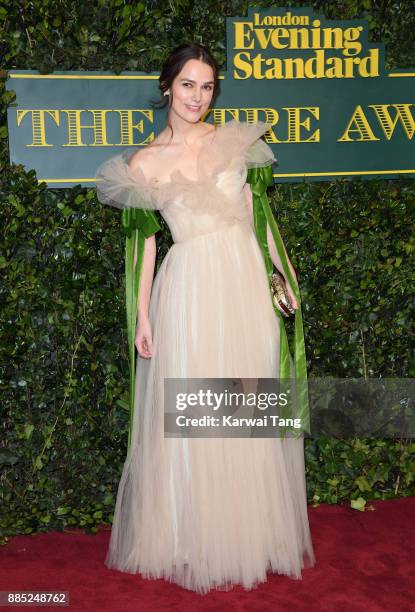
[121,208,161,450]
[247,166,310,437]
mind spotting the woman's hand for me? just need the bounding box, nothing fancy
[135,317,153,358]
[284,281,299,311]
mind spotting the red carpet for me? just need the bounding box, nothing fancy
[1,497,414,611]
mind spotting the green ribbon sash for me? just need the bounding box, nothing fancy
[247,166,310,437]
[121,208,161,450]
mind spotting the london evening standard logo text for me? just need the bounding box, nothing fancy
[232,10,379,79]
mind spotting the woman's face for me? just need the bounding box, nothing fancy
[167,58,215,124]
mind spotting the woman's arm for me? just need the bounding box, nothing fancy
[133,233,157,324]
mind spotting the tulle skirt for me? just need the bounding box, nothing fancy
[105,221,315,594]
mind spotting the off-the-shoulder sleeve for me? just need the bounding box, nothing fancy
[94,149,161,211]
[238,121,277,169]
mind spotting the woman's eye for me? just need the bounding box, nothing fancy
[182,83,212,90]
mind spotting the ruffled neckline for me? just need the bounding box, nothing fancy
[95,119,275,213]
[126,118,247,189]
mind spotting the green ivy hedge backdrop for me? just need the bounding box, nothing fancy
[1,0,414,541]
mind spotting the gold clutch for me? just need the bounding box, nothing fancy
[270,271,295,317]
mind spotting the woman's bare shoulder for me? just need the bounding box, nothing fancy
[128,143,164,180]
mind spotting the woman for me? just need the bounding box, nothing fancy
[95,42,315,595]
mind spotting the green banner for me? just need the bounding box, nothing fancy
[5,5,415,185]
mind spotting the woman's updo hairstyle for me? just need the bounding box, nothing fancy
[152,42,220,111]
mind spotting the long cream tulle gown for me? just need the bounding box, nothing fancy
[95,119,315,594]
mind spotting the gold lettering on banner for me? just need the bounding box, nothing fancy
[13,105,414,148]
[15,109,155,147]
[339,104,415,142]
[284,107,320,142]
[61,110,111,146]
[112,110,154,145]
[338,105,380,141]
[233,12,379,79]
[368,104,415,140]
[16,110,60,147]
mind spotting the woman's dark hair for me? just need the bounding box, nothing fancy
[151,43,220,120]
